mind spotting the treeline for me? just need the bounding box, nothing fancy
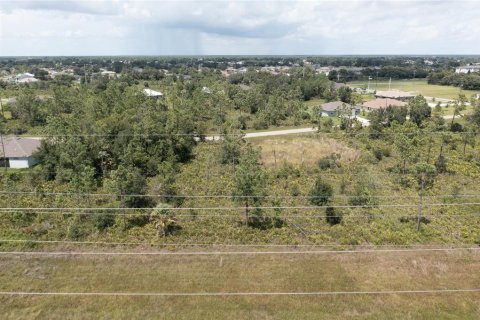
[328,67,429,82]
[428,71,480,90]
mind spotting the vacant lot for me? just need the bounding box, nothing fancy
[348,80,478,99]
[251,135,360,167]
[0,249,478,319]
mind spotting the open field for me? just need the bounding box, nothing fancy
[348,80,478,99]
[0,249,478,319]
[251,135,360,167]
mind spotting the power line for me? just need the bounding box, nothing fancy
[0,288,479,297]
[0,190,477,199]
[0,247,479,255]
[1,202,480,211]
[0,211,477,218]
[1,239,477,248]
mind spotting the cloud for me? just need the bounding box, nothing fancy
[0,0,479,55]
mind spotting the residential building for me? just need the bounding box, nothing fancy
[1,136,41,168]
[143,88,163,98]
[320,101,360,117]
[375,90,414,100]
[455,65,480,74]
[362,98,407,111]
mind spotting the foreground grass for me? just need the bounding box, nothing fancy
[348,80,478,99]
[0,250,478,319]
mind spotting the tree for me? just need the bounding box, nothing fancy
[232,145,267,225]
[107,165,152,208]
[338,86,353,104]
[309,176,333,206]
[414,162,437,231]
[409,95,431,126]
[450,94,467,128]
[393,122,421,173]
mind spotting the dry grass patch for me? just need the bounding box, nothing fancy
[253,136,361,167]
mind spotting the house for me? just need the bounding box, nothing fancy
[1,136,41,168]
[362,98,407,111]
[320,101,360,117]
[455,65,480,74]
[202,86,212,94]
[100,70,117,79]
[143,88,163,99]
[375,90,414,100]
[15,73,38,84]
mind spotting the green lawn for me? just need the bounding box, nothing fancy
[348,80,478,100]
[0,250,478,319]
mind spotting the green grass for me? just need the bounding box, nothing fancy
[0,250,478,319]
[348,80,478,100]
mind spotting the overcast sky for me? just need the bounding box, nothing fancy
[0,0,479,56]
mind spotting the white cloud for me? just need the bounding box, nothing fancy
[0,0,479,55]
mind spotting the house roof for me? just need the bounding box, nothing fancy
[320,101,352,112]
[143,88,163,97]
[2,136,41,158]
[363,98,407,110]
[375,90,414,99]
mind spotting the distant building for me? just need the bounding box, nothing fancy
[100,70,117,79]
[455,65,480,74]
[320,101,360,117]
[202,86,212,94]
[1,136,41,168]
[375,90,414,100]
[143,88,163,99]
[362,98,407,111]
[15,73,38,84]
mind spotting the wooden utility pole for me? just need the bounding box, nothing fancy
[416,172,425,231]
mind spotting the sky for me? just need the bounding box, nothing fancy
[0,0,479,56]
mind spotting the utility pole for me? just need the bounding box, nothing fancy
[416,172,425,231]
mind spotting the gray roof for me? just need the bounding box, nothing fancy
[375,90,414,99]
[2,136,41,158]
[320,101,352,112]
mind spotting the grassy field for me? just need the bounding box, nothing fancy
[348,80,478,100]
[251,135,360,167]
[0,249,478,319]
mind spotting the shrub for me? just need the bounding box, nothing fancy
[94,213,116,232]
[326,207,341,225]
[435,154,448,173]
[317,153,340,170]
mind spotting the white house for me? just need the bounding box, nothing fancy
[143,88,163,99]
[1,136,41,168]
[455,65,480,74]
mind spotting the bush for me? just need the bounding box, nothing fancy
[374,145,391,160]
[326,207,341,225]
[317,153,340,170]
[450,122,464,132]
[67,222,82,240]
[310,177,333,206]
[94,213,116,232]
[435,154,448,173]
